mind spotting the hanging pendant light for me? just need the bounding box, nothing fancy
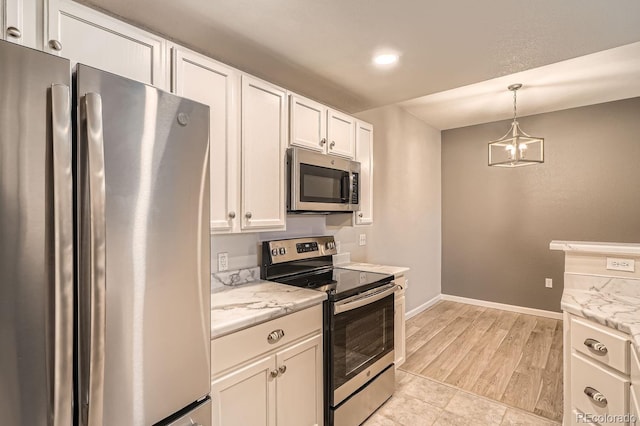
[488,84,544,167]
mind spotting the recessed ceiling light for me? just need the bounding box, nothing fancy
[373,53,399,66]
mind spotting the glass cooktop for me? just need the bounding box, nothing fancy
[274,267,393,300]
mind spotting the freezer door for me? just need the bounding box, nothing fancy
[75,65,211,425]
[0,41,73,425]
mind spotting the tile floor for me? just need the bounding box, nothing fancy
[362,366,560,425]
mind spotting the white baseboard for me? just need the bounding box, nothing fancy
[405,294,442,320]
[440,294,563,320]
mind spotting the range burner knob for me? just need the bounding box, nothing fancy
[279,247,286,255]
[271,248,278,257]
[326,241,335,250]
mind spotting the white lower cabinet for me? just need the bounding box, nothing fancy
[45,0,167,88]
[565,312,635,425]
[394,276,406,367]
[213,356,275,426]
[211,305,323,426]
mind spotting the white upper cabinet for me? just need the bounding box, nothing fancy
[327,108,356,159]
[289,94,327,153]
[172,46,240,233]
[355,120,373,225]
[289,93,356,159]
[240,75,287,231]
[45,0,166,88]
[2,0,39,47]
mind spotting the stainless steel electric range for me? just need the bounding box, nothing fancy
[261,236,396,426]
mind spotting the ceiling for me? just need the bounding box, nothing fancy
[83,0,640,128]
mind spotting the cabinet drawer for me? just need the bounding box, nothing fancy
[571,353,629,418]
[212,304,322,377]
[571,316,629,374]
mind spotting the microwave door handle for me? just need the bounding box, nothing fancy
[334,283,398,314]
[341,174,350,202]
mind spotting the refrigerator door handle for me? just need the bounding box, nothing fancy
[84,92,107,426]
[51,84,74,426]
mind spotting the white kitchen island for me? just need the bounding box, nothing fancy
[552,240,640,426]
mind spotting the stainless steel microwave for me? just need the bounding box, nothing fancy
[287,147,360,213]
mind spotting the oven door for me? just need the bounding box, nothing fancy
[289,147,359,212]
[330,283,395,406]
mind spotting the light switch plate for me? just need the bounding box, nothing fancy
[606,257,635,272]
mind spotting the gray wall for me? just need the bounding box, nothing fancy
[441,97,640,312]
[356,105,442,314]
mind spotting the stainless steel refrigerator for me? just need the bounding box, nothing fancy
[0,40,211,425]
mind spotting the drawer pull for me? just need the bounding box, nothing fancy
[278,365,287,375]
[584,386,608,406]
[584,338,608,354]
[267,329,285,344]
[269,369,279,378]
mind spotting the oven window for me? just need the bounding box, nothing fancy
[300,163,349,203]
[331,293,394,391]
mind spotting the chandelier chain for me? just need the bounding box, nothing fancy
[513,89,517,123]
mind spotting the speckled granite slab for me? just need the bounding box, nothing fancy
[211,281,326,339]
[561,278,640,352]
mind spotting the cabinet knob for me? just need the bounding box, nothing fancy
[267,329,285,344]
[330,141,336,149]
[278,365,287,375]
[320,138,327,146]
[584,386,607,406]
[6,26,21,38]
[270,369,279,379]
[358,212,363,218]
[584,338,608,354]
[48,40,63,51]
[245,212,252,219]
[228,211,236,219]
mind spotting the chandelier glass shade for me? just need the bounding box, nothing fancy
[488,84,544,167]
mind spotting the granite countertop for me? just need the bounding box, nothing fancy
[551,240,640,256]
[211,280,327,339]
[335,262,410,279]
[562,286,640,353]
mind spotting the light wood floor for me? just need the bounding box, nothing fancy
[400,301,563,422]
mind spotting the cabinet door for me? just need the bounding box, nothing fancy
[173,47,240,233]
[2,0,21,44]
[45,0,166,88]
[355,121,373,225]
[394,292,406,367]
[275,334,323,426]
[212,356,276,426]
[240,75,286,231]
[631,386,639,426]
[327,108,355,159]
[290,94,327,153]
[3,0,38,47]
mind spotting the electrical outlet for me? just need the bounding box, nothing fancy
[359,234,367,246]
[545,278,553,288]
[606,257,635,272]
[218,252,228,272]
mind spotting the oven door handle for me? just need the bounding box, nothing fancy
[334,283,397,314]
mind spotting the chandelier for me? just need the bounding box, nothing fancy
[488,84,544,167]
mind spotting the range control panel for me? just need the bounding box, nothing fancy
[263,236,338,264]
